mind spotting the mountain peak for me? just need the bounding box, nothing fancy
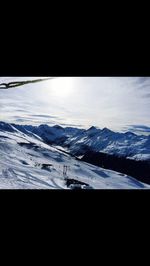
[101,127,112,133]
[124,131,136,137]
[53,125,63,130]
[87,126,97,131]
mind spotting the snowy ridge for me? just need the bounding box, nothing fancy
[6,122,150,161]
[0,121,149,189]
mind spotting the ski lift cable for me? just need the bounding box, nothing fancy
[0,77,58,89]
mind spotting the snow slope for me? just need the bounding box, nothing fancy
[0,121,149,189]
[10,123,150,161]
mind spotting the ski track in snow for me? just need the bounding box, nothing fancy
[0,122,150,189]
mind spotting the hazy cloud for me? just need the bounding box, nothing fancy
[0,77,150,132]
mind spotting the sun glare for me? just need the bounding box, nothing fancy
[49,77,74,98]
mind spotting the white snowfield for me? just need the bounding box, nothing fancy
[64,126,150,161]
[11,124,150,160]
[0,122,149,189]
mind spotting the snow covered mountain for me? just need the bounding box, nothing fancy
[10,123,150,161]
[0,121,149,189]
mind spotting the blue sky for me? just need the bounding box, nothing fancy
[0,77,150,133]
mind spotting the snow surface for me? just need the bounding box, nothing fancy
[9,123,150,161]
[0,121,149,189]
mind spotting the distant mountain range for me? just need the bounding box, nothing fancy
[4,122,149,161]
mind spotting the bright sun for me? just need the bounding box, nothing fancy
[49,77,74,98]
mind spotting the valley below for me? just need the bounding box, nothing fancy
[0,121,150,189]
